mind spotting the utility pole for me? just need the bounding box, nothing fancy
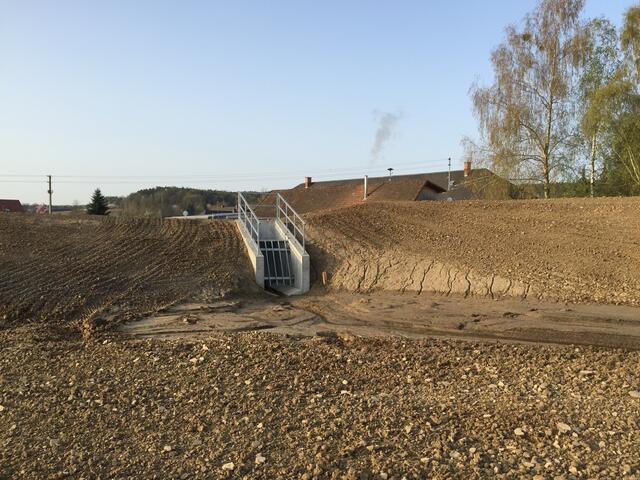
[47,175,53,214]
[447,158,451,191]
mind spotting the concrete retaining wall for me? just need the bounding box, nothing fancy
[236,220,264,287]
[274,219,310,294]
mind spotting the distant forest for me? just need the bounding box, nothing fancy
[114,187,262,218]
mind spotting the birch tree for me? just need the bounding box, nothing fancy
[578,18,620,197]
[621,5,640,77]
[590,73,640,192]
[584,6,640,194]
[470,0,588,198]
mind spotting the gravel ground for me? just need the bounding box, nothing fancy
[2,326,640,479]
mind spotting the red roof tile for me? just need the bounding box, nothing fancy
[0,199,25,213]
[255,169,506,215]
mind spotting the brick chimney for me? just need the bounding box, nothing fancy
[304,176,312,189]
[463,161,471,177]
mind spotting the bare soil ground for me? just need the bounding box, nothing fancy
[121,289,640,350]
[2,200,640,479]
[305,197,640,306]
[0,214,255,331]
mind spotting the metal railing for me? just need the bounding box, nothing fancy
[276,193,305,249]
[238,192,260,245]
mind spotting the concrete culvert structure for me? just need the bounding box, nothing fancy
[236,192,310,295]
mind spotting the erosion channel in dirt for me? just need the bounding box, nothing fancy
[120,289,640,350]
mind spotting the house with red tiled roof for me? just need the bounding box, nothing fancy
[256,163,510,215]
[0,199,25,213]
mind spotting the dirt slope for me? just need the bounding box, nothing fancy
[305,197,640,306]
[0,215,255,328]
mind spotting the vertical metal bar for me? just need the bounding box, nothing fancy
[264,247,271,285]
[278,242,286,283]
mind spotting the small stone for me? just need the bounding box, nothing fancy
[221,462,234,471]
[0,405,5,412]
[514,427,525,437]
[629,390,640,399]
[183,315,198,324]
[420,457,429,463]
[255,453,266,464]
[404,425,412,434]
[163,445,172,452]
[379,474,388,480]
[557,422,571,434]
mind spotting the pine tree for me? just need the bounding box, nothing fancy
[86,188,109,215]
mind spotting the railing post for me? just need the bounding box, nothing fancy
[238,192,260,246]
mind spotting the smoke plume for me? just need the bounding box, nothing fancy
[370,110,403,165]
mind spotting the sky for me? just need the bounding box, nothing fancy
[0,0,633,204]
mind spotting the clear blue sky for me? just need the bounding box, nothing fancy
[0,0,632,204]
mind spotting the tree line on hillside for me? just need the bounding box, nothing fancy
[114,186,262,218]
[23,187,260,217]
[465,0,640,198]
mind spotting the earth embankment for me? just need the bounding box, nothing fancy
[305,197,640,305]
[0,215,255,329]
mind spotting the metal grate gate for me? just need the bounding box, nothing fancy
[259,240,294,287]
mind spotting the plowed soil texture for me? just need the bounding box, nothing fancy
[0,215,255,331]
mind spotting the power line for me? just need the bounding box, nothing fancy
[0,159,454,182]
[0,167,455,186]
